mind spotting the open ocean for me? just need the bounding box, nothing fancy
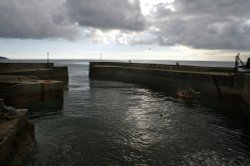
[9,59,248,166]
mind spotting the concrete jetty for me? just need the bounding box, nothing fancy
[0,63,68,109]
[0,75,64,109]
[0,99,35,166]
[89,62,250,115]
[0,63,68,88]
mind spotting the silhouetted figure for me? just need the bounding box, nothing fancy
[234,53,245,73]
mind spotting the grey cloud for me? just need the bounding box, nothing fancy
[151,0,250,50]
[66,0,146,31]
[0,0,81,40]
[150,3,174,18]
[0,0,146,40]
[1,0,250,50]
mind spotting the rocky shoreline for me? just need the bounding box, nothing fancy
[0,99,35,166]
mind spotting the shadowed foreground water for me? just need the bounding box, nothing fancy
[23,61,250,166]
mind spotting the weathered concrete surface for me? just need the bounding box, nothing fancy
[89,62,249,107]
[242,74,250,106]
[0,66,68,88]
[0,110,35,166]
[0,75,38,82]
[90,62,235,73]
[0,63,54,71]
[0,62,68,109]
[0,77,64,109]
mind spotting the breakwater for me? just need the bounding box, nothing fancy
[0,63,68,109]
[0,63,68,88]
[89,62,250,115]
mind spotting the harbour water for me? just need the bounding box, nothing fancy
[21,60,250,166]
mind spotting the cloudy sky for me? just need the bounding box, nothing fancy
[0,0,250,61]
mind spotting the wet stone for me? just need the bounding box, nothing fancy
[0,103,35,166]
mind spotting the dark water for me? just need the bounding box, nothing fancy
[22,60,250,166]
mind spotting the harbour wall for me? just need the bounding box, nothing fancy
[0,63,54,71]
[0,66,68,88]
[0,79,64,109]
[89,62,235,73]
[242,74,250,106]
[0,63,68,109]
[89,62,250,109]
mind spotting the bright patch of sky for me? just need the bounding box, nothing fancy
[140,0,175,16]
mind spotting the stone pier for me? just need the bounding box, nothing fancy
[0,75,64,109]
[0,62,68,110]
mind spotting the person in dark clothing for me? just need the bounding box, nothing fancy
[235,54,240,73]
[234,53,246,72]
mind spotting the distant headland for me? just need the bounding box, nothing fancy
[0,56,8,60]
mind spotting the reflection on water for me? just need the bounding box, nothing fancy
[23,61,250,166]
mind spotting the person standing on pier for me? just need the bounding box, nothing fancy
[234,53,245,73]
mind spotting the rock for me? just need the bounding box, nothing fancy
[0,108,35,166]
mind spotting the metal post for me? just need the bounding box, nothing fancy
[47,52,49,64]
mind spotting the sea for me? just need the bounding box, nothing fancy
[4,59,249,166]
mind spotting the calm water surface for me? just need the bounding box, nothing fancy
[22,60,250,166]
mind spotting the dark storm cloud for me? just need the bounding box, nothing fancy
[1,0,250,50]
[0,0,81,40]
[151,0,250,49]
[0,0,145,40]
[66,0,146,31]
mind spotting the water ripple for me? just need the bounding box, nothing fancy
[23,61,250,166]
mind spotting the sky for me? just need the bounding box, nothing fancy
[0,0,250,61]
